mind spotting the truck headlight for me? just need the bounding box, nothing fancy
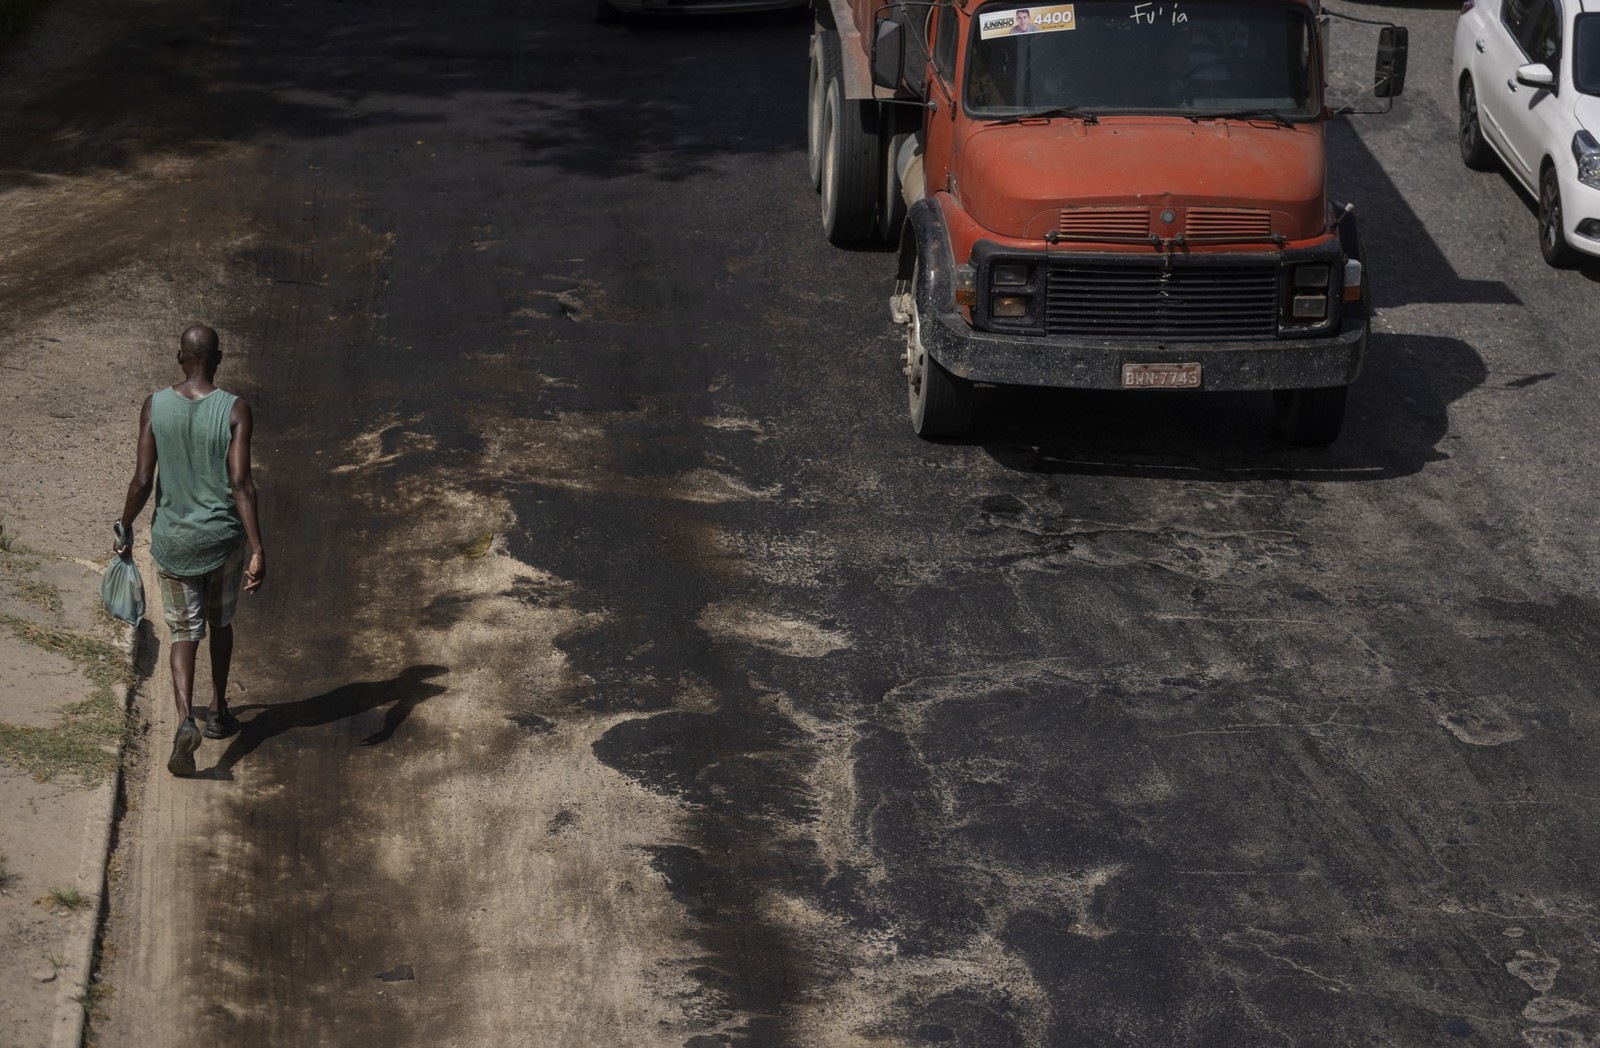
[1289,263,1330,321]
[991,262,1030,286]
[991,294,1032,317]
[1574,131,1600,189]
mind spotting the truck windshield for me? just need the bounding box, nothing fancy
[1577,14,1600,96]
[965,0,1320,120]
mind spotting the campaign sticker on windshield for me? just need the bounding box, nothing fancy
[978,4,1077,38]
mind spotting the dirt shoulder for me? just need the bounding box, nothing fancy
[0,1,228,1044]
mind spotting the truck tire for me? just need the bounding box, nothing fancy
[820,61,881,245]
[1273,386,1346,446]
[906,268,973,437]
[879,131,911,243]
[807,32,840,192]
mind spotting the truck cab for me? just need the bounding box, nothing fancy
[807,0,1407,443]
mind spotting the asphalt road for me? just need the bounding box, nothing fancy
[6,0,1598,1044]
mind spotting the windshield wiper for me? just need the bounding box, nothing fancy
[1190,109,1296,127]
[988,106,1099,126]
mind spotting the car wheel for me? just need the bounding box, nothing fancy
[906,267,973,437]
[1539,164,1579,268]
[1459,76,1496,171]
[1273,385,1347,446]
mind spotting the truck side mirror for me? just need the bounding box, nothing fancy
[1374,26,1409,98]
[873,16,906,91]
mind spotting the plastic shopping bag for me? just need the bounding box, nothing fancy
[100,522,145,626]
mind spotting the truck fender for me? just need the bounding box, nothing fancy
[890,198,962,370]
[1335,206,1370,327]
[819,0,875,100]
[895,197,956,304]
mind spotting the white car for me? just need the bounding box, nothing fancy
[1453,0,1600,264]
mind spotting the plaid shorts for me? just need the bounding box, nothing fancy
[156,544,246,643]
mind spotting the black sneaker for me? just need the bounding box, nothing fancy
[204,707,240,740]
[168,718,202,777]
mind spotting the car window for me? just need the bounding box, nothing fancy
[1578,13,1600,94]
[1502,0,1533,39]
[1521,0,1561,66]
[933,2,959,81]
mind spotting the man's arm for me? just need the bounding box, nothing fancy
[116,395,157,553]
[228,399,266,592]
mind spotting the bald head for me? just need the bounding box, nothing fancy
[178,325,220,362]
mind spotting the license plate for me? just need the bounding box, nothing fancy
[1122,362,1202,389]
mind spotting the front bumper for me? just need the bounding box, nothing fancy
[921,307,1368,391]
[1560,170,1600,260]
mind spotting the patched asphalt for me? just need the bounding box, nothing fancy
[15,0,1596,1045]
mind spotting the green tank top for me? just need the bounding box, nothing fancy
[149,387,244,576]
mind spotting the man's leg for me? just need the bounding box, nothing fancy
[167,638,203,775]
[204,623,240,738]
[169,639,200,721]
[158,569,206,775]
[208,623,233,713]
[202,547,246,740]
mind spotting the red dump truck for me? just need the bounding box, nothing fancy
[807,0,1407,442]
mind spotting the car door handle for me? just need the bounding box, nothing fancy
[1476,39,1485,52]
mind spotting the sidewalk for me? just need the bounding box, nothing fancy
[0,534,137,1048]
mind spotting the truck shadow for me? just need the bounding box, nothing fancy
[193,663,448,780]
[977,333,1485,481]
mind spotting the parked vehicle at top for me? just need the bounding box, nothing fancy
[595,0,805,23]
[808,0,1409,443]
[1454,0,1600,265]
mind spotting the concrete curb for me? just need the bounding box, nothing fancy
[49,618,141,1048]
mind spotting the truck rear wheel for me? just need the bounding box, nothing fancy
[820,69,880,244]
[807,32,840,191]
[906,272,973,437]
[879,131,911,244]
[1273,386,1347,446]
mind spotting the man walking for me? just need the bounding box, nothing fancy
[116,325,266,776]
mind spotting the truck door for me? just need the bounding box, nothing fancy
[924,1,961,196]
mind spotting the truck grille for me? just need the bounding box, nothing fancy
[1058,208,1149,240]
[1185,208,1274,241]
[1044,260,1279,338]
[1055,207,1274,244]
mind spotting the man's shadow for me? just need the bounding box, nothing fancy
[197,664,448,780]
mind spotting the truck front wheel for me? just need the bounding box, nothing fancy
[820,74,880,244]
[906,278,973,437]
[1273,386,1347,446]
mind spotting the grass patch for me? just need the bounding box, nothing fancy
[0,515,13,553]
[90,600,119,631]
[0,550,40,575]
[40,885,92,911]
[12,577,62,615]
[460,532,495,559]
[0,616,130,782]
[0,850,15,890]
